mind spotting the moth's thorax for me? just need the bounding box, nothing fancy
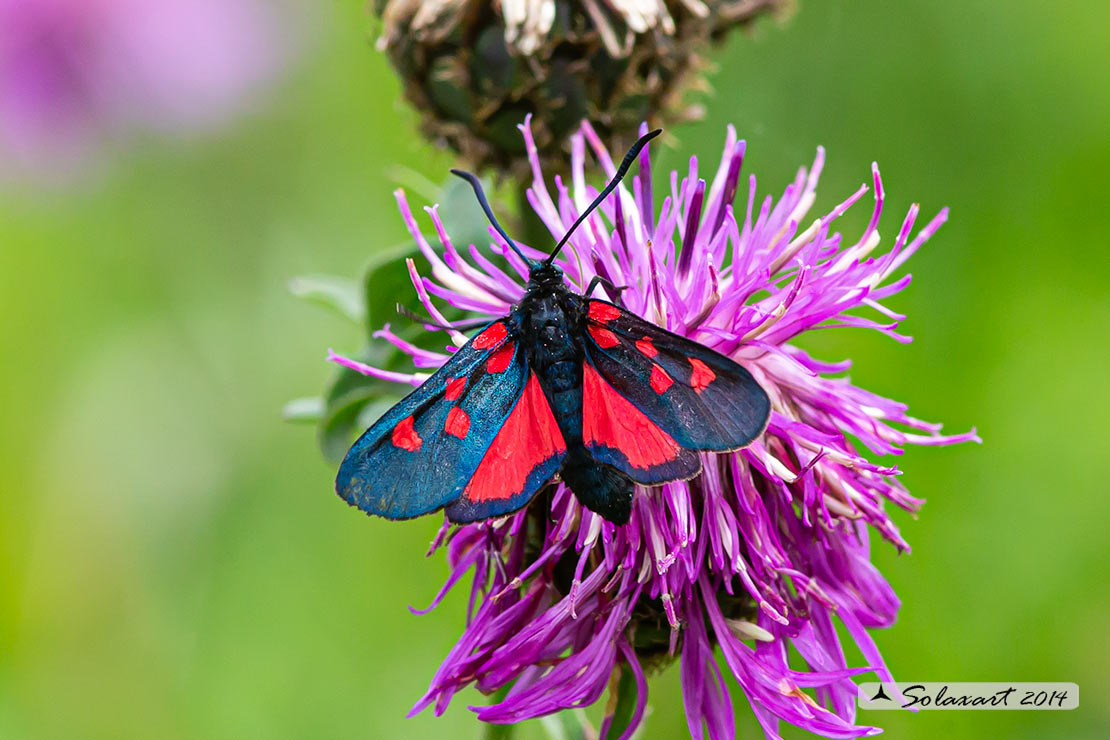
[519,281,584,418]
[522,293,578,365]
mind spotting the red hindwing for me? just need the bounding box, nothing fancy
[462,373,567,503]
[582,363,683,469]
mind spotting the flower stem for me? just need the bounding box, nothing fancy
[483,721,516,740]
[540,710,595,740]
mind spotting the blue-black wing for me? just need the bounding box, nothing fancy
[336,320,567,522]
[579,299,770,483]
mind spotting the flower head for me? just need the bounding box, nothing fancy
[330,117,978,738]
[373,0,789,177]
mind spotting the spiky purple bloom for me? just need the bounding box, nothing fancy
[0,0,284,182]
[330,117,977,739]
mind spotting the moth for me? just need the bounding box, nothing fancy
[336,130,770,524]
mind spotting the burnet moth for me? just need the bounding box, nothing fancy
[336,130,770,524]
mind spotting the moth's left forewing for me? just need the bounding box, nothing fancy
[336,319,534,520]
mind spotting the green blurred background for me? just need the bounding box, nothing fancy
[1,1,1107,738]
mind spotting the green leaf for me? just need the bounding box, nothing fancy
[361,242,422,337]
[281,397,325,424]
[288,274,364,324]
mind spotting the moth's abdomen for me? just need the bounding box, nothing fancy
[544,359,578,392]
[561,451,634,524]
[539,358,583,447]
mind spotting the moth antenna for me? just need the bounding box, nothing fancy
[546,128,662,266]
[396,303,487,332]
[449,169,532,266]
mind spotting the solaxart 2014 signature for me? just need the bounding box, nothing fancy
[858,682,1079,710]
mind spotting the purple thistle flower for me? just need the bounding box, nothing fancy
[0,0,285,182]
[330,116,978,739]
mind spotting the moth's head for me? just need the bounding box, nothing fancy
[527,260,563,289]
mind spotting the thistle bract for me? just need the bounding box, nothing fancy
[330,117,978,738]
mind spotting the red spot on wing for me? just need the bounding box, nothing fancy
[444,407,470,438]
[588,301,622,323]
[445,376,466,401]
[473,322,507,349]
[486,342,515,373]
[650,364,673,394]
[464,374,566,503]
[391,416,422,451]
[589,325,620,349]
[583,364,682,469]
[635,337,657,358]
[688,357,716,392]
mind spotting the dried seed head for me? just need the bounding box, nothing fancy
[373,0,791,177]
